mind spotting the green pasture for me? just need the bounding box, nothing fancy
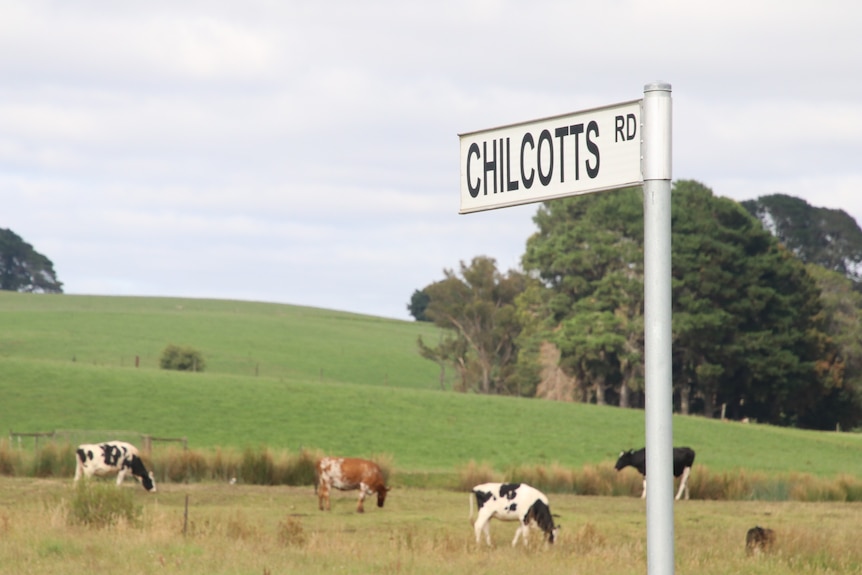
[0,291,442,389]
[2,292,862,478]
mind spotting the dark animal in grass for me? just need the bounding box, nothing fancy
[745,526,775,556]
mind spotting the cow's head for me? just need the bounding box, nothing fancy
[128,454,157,492]
[529,498,558,544]
[615,450,633,471]
[376,485,390,508]
[140,471,157,492]
[549,514,562,544]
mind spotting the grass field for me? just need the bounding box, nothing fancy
[0,291,442,388]
[2,291,862,478]
[1,477,861,575]
[3,292,862,573]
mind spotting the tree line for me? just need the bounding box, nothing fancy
[410,180,862,431]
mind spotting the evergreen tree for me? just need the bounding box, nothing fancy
[742,194,862,283]
[0,228,63,293]
[406,289,431,321]
[670,181,838,425]
[522,181,843,427]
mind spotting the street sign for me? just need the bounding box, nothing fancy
[458,83,675,575]
[459,99,642,214]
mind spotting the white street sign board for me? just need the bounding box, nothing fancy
[459,100,642,214]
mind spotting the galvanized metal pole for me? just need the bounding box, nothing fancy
[642,82,674,575]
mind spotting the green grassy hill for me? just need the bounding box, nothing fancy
[2,292,861,476]
[0,292,442,388]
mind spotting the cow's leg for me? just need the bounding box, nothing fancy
[482,521,492,546]
[675,466,691,500]
[74,462,82,482]
[684,466,692,500]
[116,468,127,486]
[473,518,485,544]
[512,523,528,547]
[641,478,647,499]
[474,509,493,546]
[356,486,367,513]
[318,482,330,511]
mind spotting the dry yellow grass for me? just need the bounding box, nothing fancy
[1,477,861,574]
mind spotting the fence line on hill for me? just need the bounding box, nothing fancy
[8,429,188,453]
[140,434,188,453]
[8,430,56,450]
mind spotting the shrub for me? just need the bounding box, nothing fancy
[33,443,59,478]
[277,516,307,547]
[67,482,142,528]
[225,511,258,540]
[159,344,206,372]
[504,462,575,493]
[837,474,862,501]
[0,441,20,476]
[144,446,323,486]
[240,447,275,485]
[32,443,77,478]
[281,448,323,486]
[161,447,208,483]
[209,447,241,482]
[456,460,498,491]
[571,522,607,554]
[749,476,793,501]
[573,463,619,496]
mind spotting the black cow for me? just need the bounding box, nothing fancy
[614,446,695,500]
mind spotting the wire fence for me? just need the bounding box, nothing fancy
[8,429,187,454]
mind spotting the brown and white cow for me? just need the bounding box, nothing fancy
[316,457,389,513]
[74,441,156,492]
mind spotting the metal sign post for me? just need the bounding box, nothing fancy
[459,82,673,575]
[642,82,674,575]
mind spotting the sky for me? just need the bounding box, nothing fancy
[3,0,861,320]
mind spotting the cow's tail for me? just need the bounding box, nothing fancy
[468,491,475,525]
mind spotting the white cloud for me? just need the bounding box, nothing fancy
[1,0,861,319]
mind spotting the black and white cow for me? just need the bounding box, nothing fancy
[74,441,156,492]
[614,446,695,500]
[470,482,558,546]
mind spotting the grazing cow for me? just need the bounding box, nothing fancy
[745,526,775,555]
[74,441,156,492]
[614,446,695,500]
[316,457,389,513]
[470,482,559,547]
